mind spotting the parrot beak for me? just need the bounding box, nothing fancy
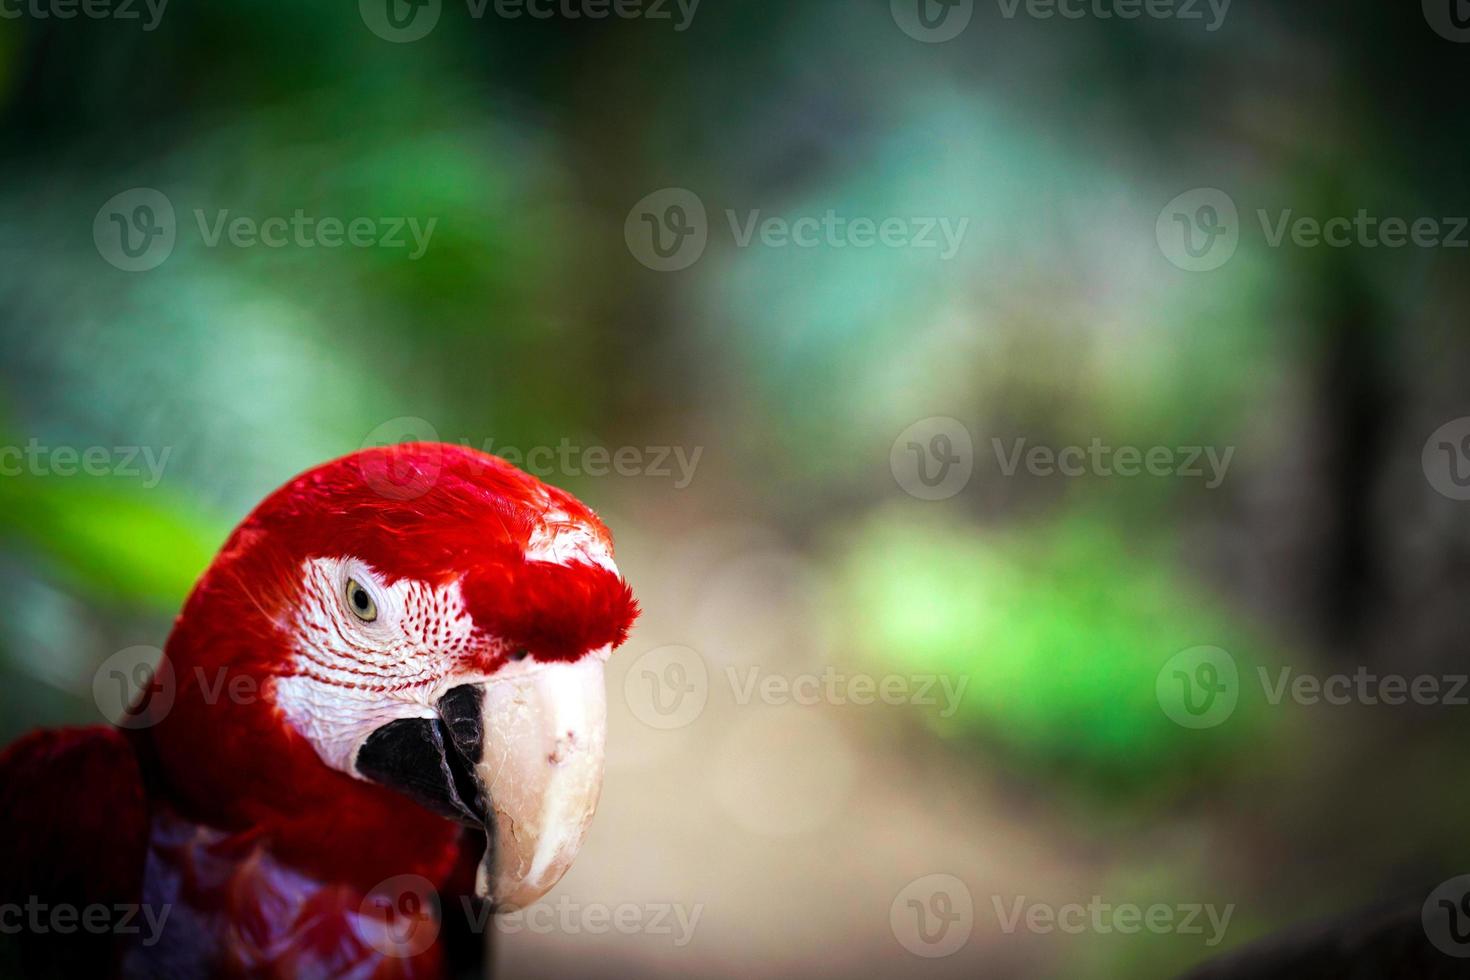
[355,656,608,911]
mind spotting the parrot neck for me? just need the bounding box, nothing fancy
[137,701,467,896]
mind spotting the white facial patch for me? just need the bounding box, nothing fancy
[526,508,617,573]
[270,532,623,779]
[271,557,489,776]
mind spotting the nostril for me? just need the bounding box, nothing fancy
[509,649,530,662]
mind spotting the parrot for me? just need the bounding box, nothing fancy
[0,442,638,979]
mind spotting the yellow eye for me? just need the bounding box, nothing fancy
[345,578,378,622]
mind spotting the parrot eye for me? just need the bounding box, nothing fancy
[345,578,378,623]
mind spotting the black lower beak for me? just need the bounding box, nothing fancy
[355,685,487,827]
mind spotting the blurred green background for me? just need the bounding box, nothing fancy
[2,1,1469,977]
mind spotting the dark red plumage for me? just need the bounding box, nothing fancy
[0,726,150,977]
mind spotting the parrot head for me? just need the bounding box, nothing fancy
[140,443,637,909]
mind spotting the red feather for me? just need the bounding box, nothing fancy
[0,443,638,978]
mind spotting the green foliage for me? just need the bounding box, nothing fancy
[0,474,225,614]
[840,507,1272,789]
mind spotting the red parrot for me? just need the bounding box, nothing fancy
[0,443,638,979]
